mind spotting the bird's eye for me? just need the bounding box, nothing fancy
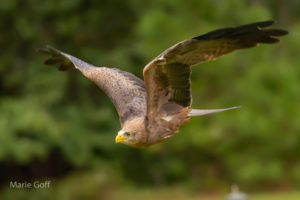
[124,132,131,137]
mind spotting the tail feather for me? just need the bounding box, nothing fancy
[188,106,241,117]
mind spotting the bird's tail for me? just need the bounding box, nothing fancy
[188,106,240,117]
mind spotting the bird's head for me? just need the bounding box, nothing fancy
[115,130,146,148]
[115,118,147,148]
[115,130,134,144]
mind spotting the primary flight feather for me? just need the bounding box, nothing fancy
[39,20,287,148]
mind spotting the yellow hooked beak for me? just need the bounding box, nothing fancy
[115,133,127,143]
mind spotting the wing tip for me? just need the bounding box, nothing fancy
[37,47,50,54]
[256,20,275,27]
[38,45,75,71]
[192,20,288,42]
[37,45,60,55]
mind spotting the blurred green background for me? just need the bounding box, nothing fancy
[0,0,299,199]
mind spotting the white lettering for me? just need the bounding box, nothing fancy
[10,181,32,188]
[33,181,51,188]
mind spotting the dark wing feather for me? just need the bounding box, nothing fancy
[158,20,288,66]
[143,20,288,121]
[39,46,147,125]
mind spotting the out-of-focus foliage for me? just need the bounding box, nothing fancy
[0,0,299,199]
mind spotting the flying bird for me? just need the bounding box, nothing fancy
[39,21,287,148]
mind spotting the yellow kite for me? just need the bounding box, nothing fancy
[39,21,287,148]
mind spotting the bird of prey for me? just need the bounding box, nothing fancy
[39,21,287,148]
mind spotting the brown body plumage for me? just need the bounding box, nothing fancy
[39,21,287,148]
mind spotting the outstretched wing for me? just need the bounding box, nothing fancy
[143,21,288,120]
[39,46,147,125]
